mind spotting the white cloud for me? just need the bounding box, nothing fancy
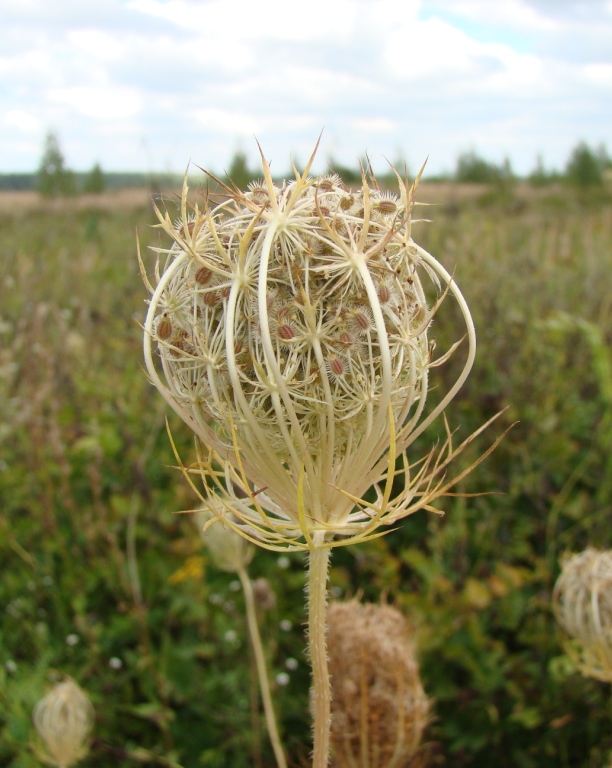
[66,29,124,61]
[583,63,612,88]
[0,50,50,79]
[48,86,141,120]
[385,15,546,98]
[350,117,397,133]
[427,0,557,31]
[127,0,359,42]
[4,109,40,133]
[0,0,610,175]
[194,108,262,135]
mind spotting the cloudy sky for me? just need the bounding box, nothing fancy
[1,0,611,178]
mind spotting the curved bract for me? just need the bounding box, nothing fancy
[142,144,480,551]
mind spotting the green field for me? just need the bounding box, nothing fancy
[1,181,612,767]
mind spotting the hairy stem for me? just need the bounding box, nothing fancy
[238,566,288,768]
[308,538,333,768]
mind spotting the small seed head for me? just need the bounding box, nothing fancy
[197,506,254,573]
[553,548,612,682]
[33,678,94,768]
[327,600,431,767]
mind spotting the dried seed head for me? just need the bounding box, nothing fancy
[142,143,479,551]
[33,678,94,768]
[553,548,612,682]
[327,600,431,768]
[197,505,254,573]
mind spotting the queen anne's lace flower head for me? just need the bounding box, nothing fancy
[197,501,254,573]
[553,548,612,682]
[33,678,93,768]
[142,142,485,551]
[327,599,431,767]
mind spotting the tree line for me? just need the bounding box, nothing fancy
[0,131,610,195]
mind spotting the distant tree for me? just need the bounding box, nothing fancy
[528,154,552,187]
[226,150,257,190]
[455,150,509,184]
[327,157,361,185]
[83,162,106,194]
[37,131,76,197]
[565,141,609,188]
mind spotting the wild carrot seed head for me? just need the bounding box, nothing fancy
[33,678,94,768]
[553,548,612,682]
[142,142,478,550]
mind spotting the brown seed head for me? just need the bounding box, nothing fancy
[327,600,431,768]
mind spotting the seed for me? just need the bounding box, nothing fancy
[318,178,335,192]
[376,199,397,215]
[195,266,213,285]
[157,317,172,340]
[340,195,354,211]
[278,324,295,341]
[203,290,219,307]
[338,332,353,348]
[378,284,391,304]
[329,355,344,377]
[277,306,292,322]
[169,338,185,356]
[352,311,370,331]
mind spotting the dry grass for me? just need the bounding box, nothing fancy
[0,188,152,214]
[0,182,559,216]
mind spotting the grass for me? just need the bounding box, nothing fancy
[1,182,611,767]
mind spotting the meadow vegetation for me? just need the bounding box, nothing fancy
[1,177,611,767]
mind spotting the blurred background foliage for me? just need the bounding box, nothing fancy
[0,156,611,767]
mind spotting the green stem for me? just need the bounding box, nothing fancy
[238,567,288,768]
[308,540,333,768]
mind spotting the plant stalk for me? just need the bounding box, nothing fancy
[308,539,333,768]
[238,566,288,768]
